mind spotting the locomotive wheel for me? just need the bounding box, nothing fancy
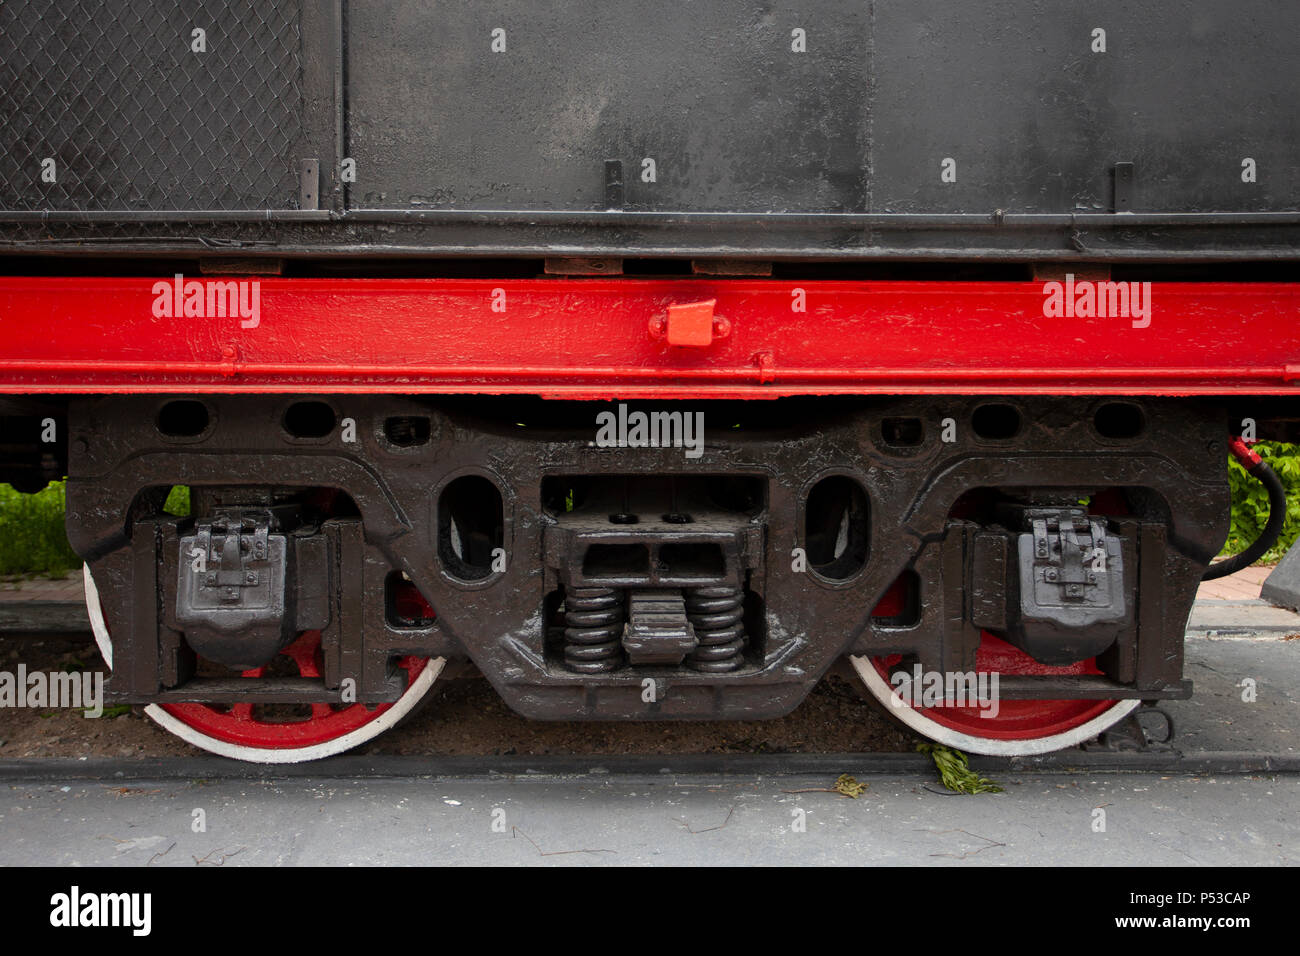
[848,631,1139,756]
[84,565,444,763]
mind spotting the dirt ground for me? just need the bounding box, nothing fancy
[0,638,916,759]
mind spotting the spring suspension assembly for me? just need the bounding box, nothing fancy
[685,585,747,672]
[562,586,626,673]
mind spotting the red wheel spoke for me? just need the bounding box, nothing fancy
[88,567,433,759]
[871,631,1118,742]
[281,631,323,678]
[158,646,430,752]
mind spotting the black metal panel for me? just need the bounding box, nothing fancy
[346,0,869,213]
[347,0,1300,218]
[870,0,1300,215]
[0,0,306,211]
[1,1,1297,259]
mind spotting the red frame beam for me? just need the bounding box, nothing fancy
[0,277,1296,397]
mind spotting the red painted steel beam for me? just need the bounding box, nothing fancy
[0,277,1296,398]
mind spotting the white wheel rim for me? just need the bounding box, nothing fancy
[83,562,113,670]
[849,654,1141,756]
[84,562,444,763]
[143,661,444,763]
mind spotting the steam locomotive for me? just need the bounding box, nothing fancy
[1,1,1296,761]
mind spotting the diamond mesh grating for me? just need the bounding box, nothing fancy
[0,1,302,212]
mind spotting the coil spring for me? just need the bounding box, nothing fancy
[685,586,746,672]
[563,586,625,673]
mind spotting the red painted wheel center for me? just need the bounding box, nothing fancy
[160,631,426,749]
[872,631,1117,741]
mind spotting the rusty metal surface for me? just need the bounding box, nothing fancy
[66,394,1226,719]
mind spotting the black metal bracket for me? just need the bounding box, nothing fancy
[1113,161,1134,212]
[1083,703,1176,753]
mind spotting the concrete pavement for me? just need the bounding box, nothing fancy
[0,769,1295,866]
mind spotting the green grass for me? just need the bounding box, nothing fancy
[1221,442,1300,563]
[0,481,81,577]
[917,743,1003,794]
[0,482,192,577]
[163,484,191,517]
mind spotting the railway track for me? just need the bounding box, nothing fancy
[1,749,1298,784]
